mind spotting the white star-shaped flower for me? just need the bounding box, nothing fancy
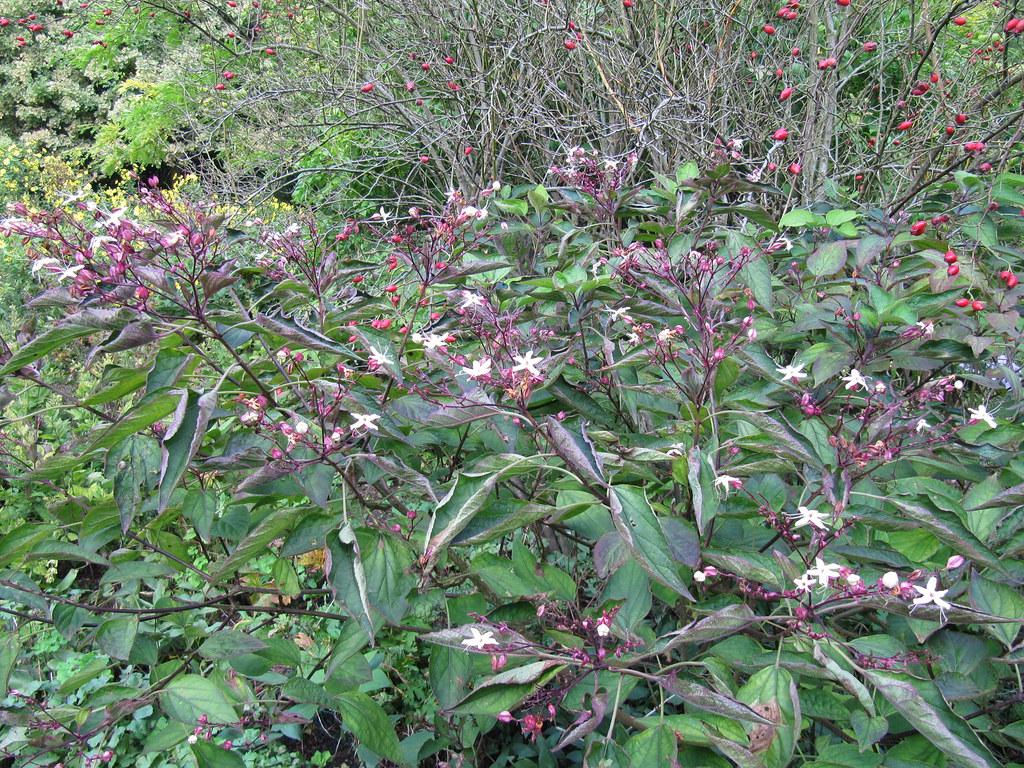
[776,361,808,383]
[55,264,85,282]
[461,358,492,379]
[790,506,828,530]
[841,369,869,391]
[624,332,641,346]
[968,404,997,430]
[915,418,930,433]
[374,206,391,223]
[658,327,676,342]
[916,320,934,337]
[30,257,59,275]
[351,413,380,432]
[368,346,392,368]
[794,572,816,594]
[460,291,484,309]
[604,306,632,322]
[422,333,448,352]
[512,351,544,377]
[461,627,499,650]
[714,474,741,495]
[809,557,841,588]
[101,207,127,228]
[911,576,951,616]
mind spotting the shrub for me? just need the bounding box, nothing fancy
[0,157,1022,766]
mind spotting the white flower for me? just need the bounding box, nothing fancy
[747,327,757,341]
[916,320,934,337]
[794,572,816,594]
[968,404,997,430]
[911,576,952,616]
[846,573,862,586]
[790,506,828,530]
[55,264,85,282]
[351,413,380,432]
[461,627,499,650]
[714,474,741,495]
[809,557,842,588]
[881,571,900,589]
[915,418,930,433]
[604,306,632,322]
[101,207,127,228]
[374,206,391,223]
[30,257,59,274]
[422,333,448,351]
[658,327,676,342]
[841,369,869,391]
[368,346,392,367]
[693,570,707,583]
[512,351,544,377]
[293,420,309,435]
[187,734,199,745]
[462,358,492,379]
[596,621,611,637]
[625,332,641,346]
[460,291,484,309]
[953,379,964,391]
[874,381,887,394]
[776,361,808,383]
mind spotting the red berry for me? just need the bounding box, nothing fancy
[214,83,226,91]
[862,41,878,51]
[264,47,276,55]
[946,126,955,136]
[971,300,985,311]
[564,39,576,50]
[464,146,473,155]
[999,269,1013,280]
[947,264,960,276]
[930,71,940,83]
[773,127,789,141]
[779,86,794,101]
[763,24,776,34]
[1008,275,1019,288]
[954,16,966,25]
[791,47,800,56]
[837,0,850,5]
[955,113,968,124]
[955,297,970,307]
[944,250,958,264]
[910,221,927,235]
[788,162,801,175]
[360,82,374,93]
[898,120,914,131]
[444,55,455,64]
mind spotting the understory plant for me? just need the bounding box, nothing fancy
[0,154,1022,767]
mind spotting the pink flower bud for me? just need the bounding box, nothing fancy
[945,555,965,570]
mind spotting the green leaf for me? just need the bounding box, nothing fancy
[424,456,536,569]
[807,241,848,276]
[657,674,774,724]
[158,389,217,511]
[0,636,19,698]
[429,643,472,711]
[779,209,823,228]
[200,630,269,660]
[686,447,718,537]
[326,524,376,642]
[209,509,294,584]
[969,577,1024,648]
[451,661,563,716]
[96,617,138,661]
[191,741,245,768]
[337,691,406,765]
[625,724,678,765]
[738,667,801,768]
[740,256,774,312]
[609,485,694,600]
[861,669,1000,768]
[545,416,605,488]
[0,309,132,375]
[161,675,239,725]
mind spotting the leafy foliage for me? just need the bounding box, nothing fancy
[0,155,1022,767]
